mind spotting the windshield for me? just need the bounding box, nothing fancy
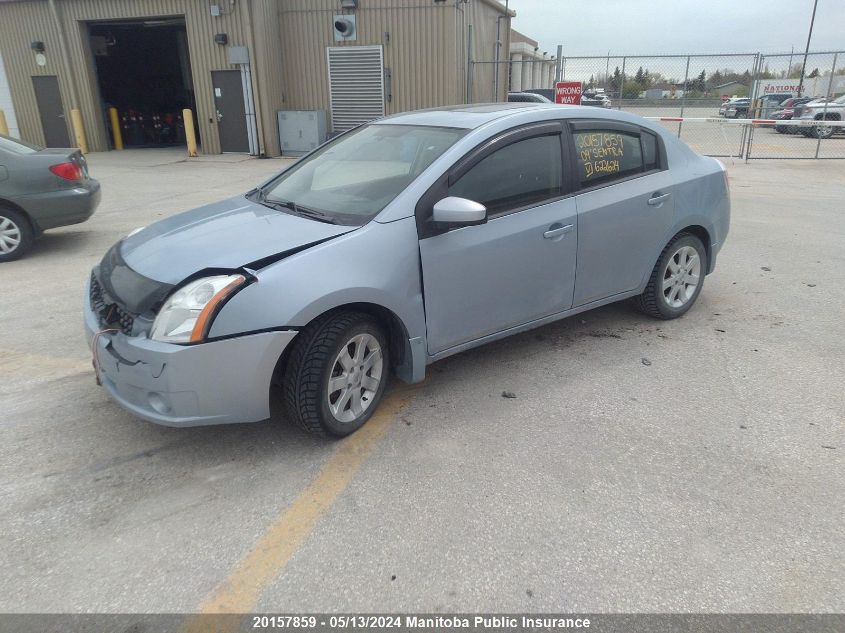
[0,135,42,155]
[258,124,467,225]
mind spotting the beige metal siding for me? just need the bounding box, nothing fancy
[0,0,261,153]
[467,0,511,103]
[248,0,285,156]
[0,0,72,147]
[0,0,508,152]
[279,0,461,129]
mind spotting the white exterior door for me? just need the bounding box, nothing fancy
[0,53,20,138]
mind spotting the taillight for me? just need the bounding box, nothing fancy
[49,162,83,181]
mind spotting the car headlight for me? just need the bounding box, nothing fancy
[150,274,246,344]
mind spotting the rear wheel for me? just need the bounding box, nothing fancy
[634,233,707,320]
[810,122,835,139]
[282,311,389,437]
[0,207,34,262]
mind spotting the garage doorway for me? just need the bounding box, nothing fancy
[87,18,197,148]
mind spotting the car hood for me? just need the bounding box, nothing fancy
[119,195,356,285]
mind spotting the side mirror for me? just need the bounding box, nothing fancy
[432,196,487,225]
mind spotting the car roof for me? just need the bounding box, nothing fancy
[377,103,605,130]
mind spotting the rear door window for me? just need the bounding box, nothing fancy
[573,129,644,186]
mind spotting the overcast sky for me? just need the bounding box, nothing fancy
[505,0,845,57]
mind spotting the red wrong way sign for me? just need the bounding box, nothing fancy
[555,81,582,105]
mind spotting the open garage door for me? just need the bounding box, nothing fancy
[88,18,197,148]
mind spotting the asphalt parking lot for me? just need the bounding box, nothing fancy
[1,149,843,614]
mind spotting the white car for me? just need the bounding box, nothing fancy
[797,94,845,138]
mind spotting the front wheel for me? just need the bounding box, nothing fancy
[282,311,389,437]
[634,233,707,320]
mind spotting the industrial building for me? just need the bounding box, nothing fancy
[508,29,556,93]
[0,0,512,155]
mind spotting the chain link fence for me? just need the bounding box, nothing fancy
[471,51,845,159]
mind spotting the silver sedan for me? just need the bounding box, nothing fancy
[85,103,730,436]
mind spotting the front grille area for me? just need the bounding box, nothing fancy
[90,272,135,335]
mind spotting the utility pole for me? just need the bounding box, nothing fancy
[797,0,819,96]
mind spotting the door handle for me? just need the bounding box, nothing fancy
[543,223,574,239]
[648,192,672,206]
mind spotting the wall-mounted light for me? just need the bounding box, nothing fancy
[214,33,228,45]
[31,41,45,53]
[340,0,358,9]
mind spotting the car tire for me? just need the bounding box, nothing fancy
[282,311,389,437]
[634,233,707,320]
[0,207,34,263]
[809,123,835,139]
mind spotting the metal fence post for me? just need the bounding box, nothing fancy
[466,25,473,103]
[618,56,626,109]
[815,52,837,159]
[677,55,691,138]
[555,44,563,83]
[744,53,763,161]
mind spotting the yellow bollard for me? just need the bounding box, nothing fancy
[0,110,8,136]
[108,107,123,150]
[70,108,88,154]
[182,108,198,157]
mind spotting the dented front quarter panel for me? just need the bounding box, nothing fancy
[209,217,426,344]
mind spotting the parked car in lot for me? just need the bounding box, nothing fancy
[797,94,845,138]
[0,135,100,261]
[85,103,730,436]
[718,97,746,116]
[507,92,552,103]
[757,92,795,119]
[524,89,555,102]
[722,98,751,118]
[581,91,612,108]
[772,97,815,134]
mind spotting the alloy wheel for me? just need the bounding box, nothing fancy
[0,216,22,255]
[327,332,383,423]
[662,245,701,309]
[813,124,834,139]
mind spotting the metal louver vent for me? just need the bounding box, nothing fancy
[327,46,384,132]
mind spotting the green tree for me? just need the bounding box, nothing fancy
[689,69,706,92]
[623,81,644,98]
[609,66,623,94]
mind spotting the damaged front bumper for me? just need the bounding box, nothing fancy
[84,276,297,427]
